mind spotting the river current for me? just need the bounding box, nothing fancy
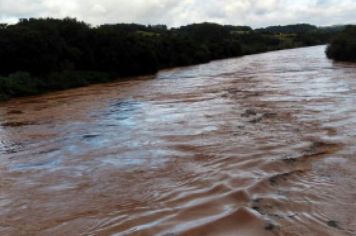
[0,46,356,236]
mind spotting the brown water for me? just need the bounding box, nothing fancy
[0,46,356,236]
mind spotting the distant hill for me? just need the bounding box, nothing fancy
[256,24,318,34]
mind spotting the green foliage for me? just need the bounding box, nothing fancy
[326,25,356,62]
[0,72,39,97]
[0,18,341,100]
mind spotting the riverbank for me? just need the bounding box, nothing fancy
[0,45,321,101]
[0,19,341,101]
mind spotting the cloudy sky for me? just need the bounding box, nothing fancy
[0,0,355,27]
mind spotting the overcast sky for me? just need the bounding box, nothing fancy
[0,0,355,27]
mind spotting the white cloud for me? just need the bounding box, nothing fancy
[0,0,355,27]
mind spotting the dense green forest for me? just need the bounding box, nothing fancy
[326,25,356,62]
[0,18,343,100]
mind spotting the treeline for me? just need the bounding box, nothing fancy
[326,25,356,62]
[0,18,342,100]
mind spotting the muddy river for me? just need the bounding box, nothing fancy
[0,46,356,236]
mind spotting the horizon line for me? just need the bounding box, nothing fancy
[0,16,353,30]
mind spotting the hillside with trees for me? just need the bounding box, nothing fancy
[0,18,343,100]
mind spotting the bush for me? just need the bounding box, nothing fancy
[326,25,356,61]
[0,72,39,97]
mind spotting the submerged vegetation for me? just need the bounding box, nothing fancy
[0,18,343,100]
[326,25,356,62]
